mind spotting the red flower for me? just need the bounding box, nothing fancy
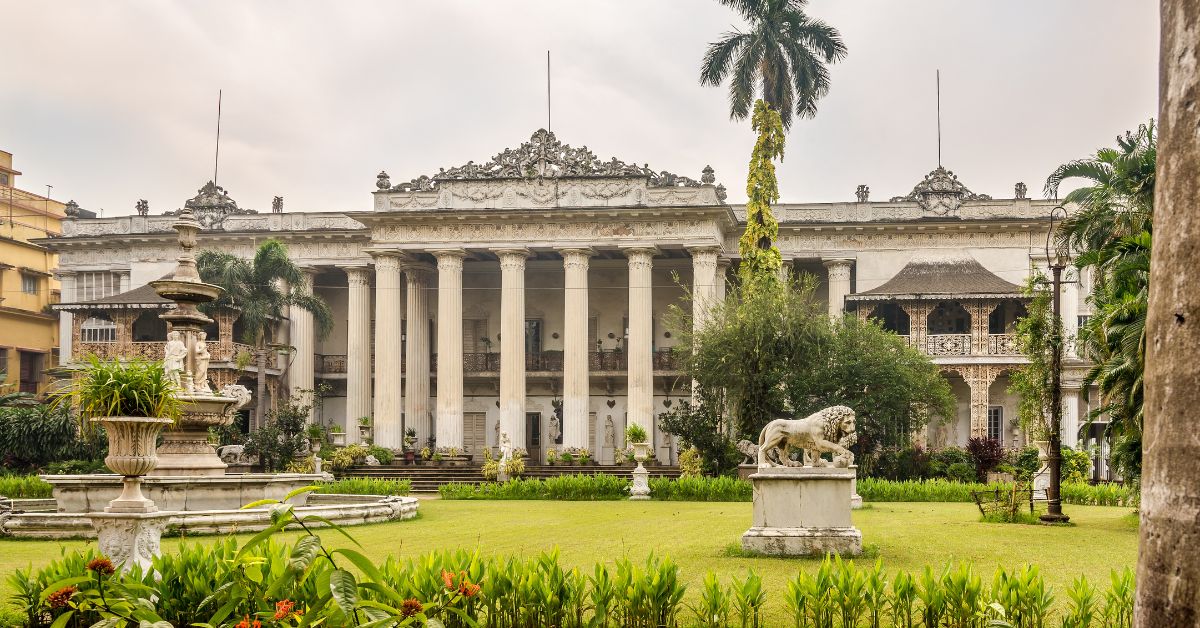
[235,615,251,628]
[400,598,423,618]
[274,600,295,620]
[252,620,261,628]
[86,557,116,576]
[47,586,77,609]
[441,569,455,590]
[457,581,481,598]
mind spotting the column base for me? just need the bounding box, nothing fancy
[741,526,862,556]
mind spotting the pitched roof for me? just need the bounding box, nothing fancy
[55,278,174,311]
[847,253,1022,302]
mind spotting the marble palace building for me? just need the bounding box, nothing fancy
[42,129,1102,469]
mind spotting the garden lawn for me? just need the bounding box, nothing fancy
[0,500,1137,618]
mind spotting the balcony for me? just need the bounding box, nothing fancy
[893,333,1024,358]
[76,341,255,363]
[314,349,682,375]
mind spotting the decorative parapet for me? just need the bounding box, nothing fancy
[60,211,365,237]
[375,129,724,211]
[732,198,1059,226]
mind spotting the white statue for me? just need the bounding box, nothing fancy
[548,413,562,444]
[499,431,513,461]
[163,331,187,390]
[219,383,252,418]
[193,331,211,393]
[604,415,616,448]
[757,405,858,468]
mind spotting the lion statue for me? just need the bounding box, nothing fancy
[757,405,857,468]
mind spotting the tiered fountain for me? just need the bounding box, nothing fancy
[2,208,418,542]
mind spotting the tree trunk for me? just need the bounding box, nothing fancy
[1136,2,1200,624]
[255,348,268,432]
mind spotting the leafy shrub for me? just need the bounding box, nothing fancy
[649,476,751,501]
[0,475,53,498]
[7,503,1140,628]
[945,462,977,484]
[967,437,1007,481]
[859,478,1139,507]
[44,459,108,475]
[367,445,395,465]
[869,446,932,481]
[1062,446,1092,484]
[625,423,648,443]
[677,446,703,478]
[929,447,972,478]
[315,478,411,496]
[0,404,105,472]
[440,475,630,500]
[1014,446,1041,480]
[329,444,370,472]
[244,392,311,472]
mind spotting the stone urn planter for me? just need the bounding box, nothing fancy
[632,442,651,463]
[629,442,651,500]
[358,424,373,443]
[94,416,174,513]
[330,431,347,447]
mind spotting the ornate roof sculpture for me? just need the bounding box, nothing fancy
[890,166,992,215]
[378,129,716,193]
[165,181,257,230]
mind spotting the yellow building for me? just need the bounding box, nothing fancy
[0,149,66,393]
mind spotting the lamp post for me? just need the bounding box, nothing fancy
[1040,205,1070,524]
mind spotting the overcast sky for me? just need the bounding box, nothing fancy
[2,1,1157,216]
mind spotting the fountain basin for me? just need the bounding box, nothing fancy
[43,473,330,513]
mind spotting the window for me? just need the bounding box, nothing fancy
[987,406,1004,443]
[20,273,38,295]
[0,348,7,375]
[81,315,117,342]
[0,173,9,186]
[76,272,119,302]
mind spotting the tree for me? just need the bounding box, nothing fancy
[197,240,333,427]
[665,277,954,470]
[1044,123,1155,480]
[1136,1,1200,622]
[1008,274,1054,443]
[700,0,846,287]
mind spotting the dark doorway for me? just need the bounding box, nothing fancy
[526,412,542,462]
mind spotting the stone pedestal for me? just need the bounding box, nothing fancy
[151,395,237,476]
[630,462,650,500]
[90,511,174,573]
[742,467,862,556]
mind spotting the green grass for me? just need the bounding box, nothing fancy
[0,500,1137,622]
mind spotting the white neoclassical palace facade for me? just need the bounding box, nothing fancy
[43,129,1100,466]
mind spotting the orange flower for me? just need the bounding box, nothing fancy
[252,621,261,628]
[274,600,295,620]
[400,598,423,618]
[457,581,481,598]
[441,569,454,590]
[86,557,116,576]
[47,586,77,609]
[235,615,251,628]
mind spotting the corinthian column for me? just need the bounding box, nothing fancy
[289,268,316,420]
[559,248,593,451]
[434,250,466,451]
[404,264,433,446]
[345,266,372,435]
[688,247,720,332]
[624,246,657,440]
[371,252,403,449]
[496,249,529,451]
[58,271,76,363]
[824,259,854,319]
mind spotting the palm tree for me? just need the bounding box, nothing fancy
[700,0,847,131]
[197,240,333,427]
[1044,122,1155,480]
[700,0,845,287]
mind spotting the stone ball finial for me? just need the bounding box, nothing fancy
[701,165,716,185]
[376,171,391,191]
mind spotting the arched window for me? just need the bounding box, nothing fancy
[867,303,910,335]
[80,312,117,343]
[928,301,971,334]
[989,300,1028,334]
[132,311,168,342]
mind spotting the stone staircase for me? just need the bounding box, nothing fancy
[340,464,683,493]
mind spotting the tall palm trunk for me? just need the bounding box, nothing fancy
[1136,1,1200,624]
[255,347,268,431]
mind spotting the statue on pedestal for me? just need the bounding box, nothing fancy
[756,405,857,468]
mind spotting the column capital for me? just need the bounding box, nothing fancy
[431,248,468,259]
[823,258,854,281]
[494,248,530,271]
[557,247,595,258]
[620,245,660,257]
[716,257,732,270]
[402,262,436,282]
[345,266,371,287]
[368,250,406,271]
[434,250,467,273]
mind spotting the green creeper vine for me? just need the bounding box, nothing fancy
[738,100,785,291]
[1009,272,1056,441]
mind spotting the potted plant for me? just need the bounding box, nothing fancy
[420,447,432,464]
[357,416,372,443]
[625,424,650,461]
[329,424,346,447]
[579,448,592,465]
[306,423,325,452]
[432,451,444,465]
[560,451,575,465]
[545,448,558,465]
[65,357,179,512]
